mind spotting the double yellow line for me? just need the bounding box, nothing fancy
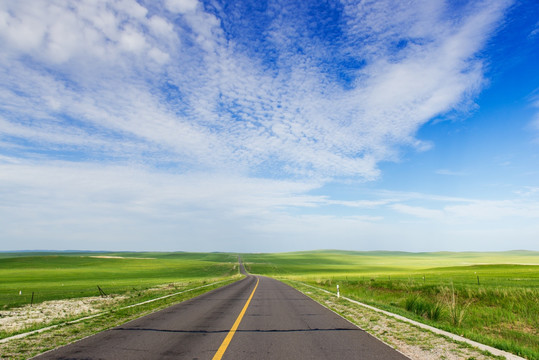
[212,277,259,360]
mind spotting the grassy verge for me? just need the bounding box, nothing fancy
[0,275,241,359]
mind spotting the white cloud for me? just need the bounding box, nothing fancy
[0,160,321,250]
[149,47,170,64]
[119,26,147,53]
[387,193,539,222]
[0,0,174,65]
[0,3,46,52]
[390,204,444,219]
[323,199,391,208]
[0,0,513,179]
[514,186,539,198]
[148,16,175,38]
[445,200,539,220]
[165,0,198,14]
[528,20,539,39]
[0,159,537,251]
[116,0,148,19]
[0,160,323,217]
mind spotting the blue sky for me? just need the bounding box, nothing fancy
[0,0,538,252]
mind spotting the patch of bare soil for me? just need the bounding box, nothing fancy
[146,282,188,292]
[0,296,126,335]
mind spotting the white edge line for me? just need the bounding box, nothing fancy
[292,281,525,360]
[0,279,231,344]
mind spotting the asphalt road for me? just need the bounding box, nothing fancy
[34,263,409,360]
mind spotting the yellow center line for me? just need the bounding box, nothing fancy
[212,277,259,360]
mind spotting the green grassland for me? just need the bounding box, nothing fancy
[1,250,537,359]
[242,250,539,360]
[0,252,239,309]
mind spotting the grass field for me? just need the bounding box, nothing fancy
[242,250,539,360]
[0,252,239,309]
[1,250,537,359]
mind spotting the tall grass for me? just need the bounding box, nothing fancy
[404,294,444,321]
[444,284,470,327]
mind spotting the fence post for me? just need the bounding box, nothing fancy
[97,285,107,297]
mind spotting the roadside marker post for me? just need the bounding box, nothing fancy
[337,285,340,298]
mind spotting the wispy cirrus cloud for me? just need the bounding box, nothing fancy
[0,0,512,178]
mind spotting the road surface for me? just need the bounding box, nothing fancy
[34,263,409,359]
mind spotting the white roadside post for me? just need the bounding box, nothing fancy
[337,284,340,298]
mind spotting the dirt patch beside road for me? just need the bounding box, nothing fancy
[0,296,125,335]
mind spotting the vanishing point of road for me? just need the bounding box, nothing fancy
[34,261,409,359]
